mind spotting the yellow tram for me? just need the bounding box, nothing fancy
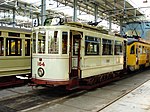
[127,38,150,71]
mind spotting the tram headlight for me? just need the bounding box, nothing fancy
[37,67,44,77]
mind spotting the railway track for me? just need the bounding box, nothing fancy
[0,68,150,112]
[0,86,85,112]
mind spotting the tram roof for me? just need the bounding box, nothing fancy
[127,37,150,45]
[0,26,31,33]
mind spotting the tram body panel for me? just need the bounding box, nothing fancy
[81,55,124,78]
[0,56,31,77]
[32,55,69,81]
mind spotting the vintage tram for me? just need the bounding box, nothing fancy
[0,26,31,87]
[31,21,127,90]
[127,37,150,71]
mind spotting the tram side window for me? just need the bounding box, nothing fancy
[62,32,68,54]
[130,45,135,54]
[139,46,142,54]
[0,38,4,56]
[102,39,113,55]
[48,31,59,54]
[6,38,21,56]
[25,39,30,56]
[143,46,146,54]
[114,41,123,55]
[85,36,100,55]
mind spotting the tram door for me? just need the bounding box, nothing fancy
[69,31,81,88]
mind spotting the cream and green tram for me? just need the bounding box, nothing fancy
[32,22,126,90]
[0,26,31,87]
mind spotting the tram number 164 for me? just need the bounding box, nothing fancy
[37,62,45,66]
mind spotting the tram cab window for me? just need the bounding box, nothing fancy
[114,41,123,55]
[102,39,113,55]
[38,31,46,54]
[85,36,100,55]
[0,38,4,56]
[62,32,68,54]
[6,38,21,56]
[48,31,59,54]
[130,45,135,54]
[25,39,30,56]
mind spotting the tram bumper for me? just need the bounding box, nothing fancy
[31,78,70,86]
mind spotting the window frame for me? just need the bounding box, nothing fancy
[130,45,135,54]
[6,38,22,56]
[85,36,100,55]
[114,40,123,55]
[102,39,113,55]
[25,39,30,56]
[62,31,68,54]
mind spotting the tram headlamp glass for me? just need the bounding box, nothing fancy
[37,67,44,77]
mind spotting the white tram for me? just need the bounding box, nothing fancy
[0,26,31,87]
[32,22,126,90]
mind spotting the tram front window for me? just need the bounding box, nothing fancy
[48,31,59,54]
[38,31,46,54]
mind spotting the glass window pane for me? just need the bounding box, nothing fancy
[11,39,16,54]
[102,39,113,55]
[38,31,46,54]
[62,32,68,54]
[18,40,21,54]
[6,38,21,56]
[130,45,135,54]
[25,39,30,56]
[48,31,59,54]
[73,38,79,55]
[115,41,123,55]
[139,45,142,54]
[0,38,4,56]
[143,46,146,54]
[85,36,100,55]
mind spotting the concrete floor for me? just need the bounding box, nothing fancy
[27,69,150,112]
